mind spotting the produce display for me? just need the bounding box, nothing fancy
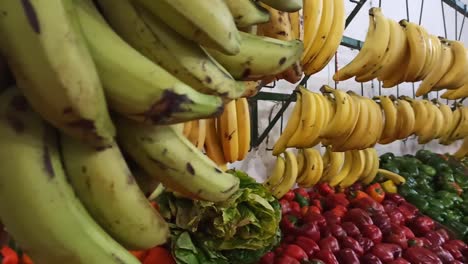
[260,185,468,264]
[0,0,466,263]
[378,150,468,242]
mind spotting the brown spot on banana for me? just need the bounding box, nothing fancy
[186,162,195,175]
[20,0,40,33]
[279,57,287,65]
[42,144,54,178]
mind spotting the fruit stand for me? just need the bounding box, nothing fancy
[0,0,467,263]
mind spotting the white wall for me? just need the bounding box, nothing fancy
[231,0,468,182]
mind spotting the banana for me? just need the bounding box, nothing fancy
[395,99,416,140]
[75,0,224,124]
[416,40,453,97]
[236,98,251,160]
[364,96,385,148]
[183,121,193,137]
[381,50,410,88]
[264,155,286,190]
[0,89,139,264]
[187,120,200,146]
[301,0,334,69]
[333,8,390,81]
[329,151,353,187]
[301,0,324,63]
[320,94,335,137]
[453,137,468,159]
[0,0,115,148]
[0,56,10,92]
[207,32,303,80]
[362,148,380,184]
[297,148,323,188]
[399,20,427,82]
[451,106,468,140]
[378,96,398,144]
[417,100,437,144]
[289,11,301,40]
[320,86,359,139]
[134,0,240,55]
[219,100,239,163]
[61,136,169,250]
[204,118,228,168]
[296,149,305,176]
[438,102,455,138]
[440,105,462,145]
[272,150,298,199]
[273,92,302,155]
[224,0,270,27]
[116,117,240,202]
[414,31,437,81]
[131,166,161,198]
[240,80,264,98]
[320,148,345,183]
[409,99,429,135]
[339,150,366,188]
[441,83,468,99]
[258,0,302,12]
[435,40,468,89]
[357,19,406,82]
[96,0,243,99]
[296,149,311,185]
[287,87,316,147]
[304,0,345,75]
[377,169,406,185]
[196,119,207,150]
[430,102,445,139]
[359,148,374,181]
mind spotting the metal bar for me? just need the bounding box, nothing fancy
[346,0,368,28]
[406,0,410,21]
[455,4,458,39]
[442,0,448,38]
[458,5,466,40]
[251,91,297,101]
[340,36,363,50]
[442,0,468,17]
[249,98,258,148]
[419,0,425,25]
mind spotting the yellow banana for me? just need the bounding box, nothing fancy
[430,102,445,139]
[320,148,345,183]
[451,106,468,140]
[301,0,328,64]
[438,102,454,139]
[298,148,323,187]
[264,155,286,191]
[362,148,380,184]
[235,98,251,160]
[320,86,358,139]
[196,119,207,150]
[377,169,406,185]
[453,137,468,159]
[400,20,427,82]
[440,105,462,145]
[329,151,353,187]
[219,100,239,163]
[288,87,316,147]
[183,121,193,137]
[395,99,416,140]
[417,101,437,144]
[272,150,298,199]
[378,96,398,144]
[363,97,385,148]
[359,148,374,181]
[273,92,302,155]
[441,83,468,99]
[409,99,429,135]
[435,40,468,89]
[289,11,301,40]
[412,27,433,81]
[339,150,366,188]
[296,149,305,176]
[187,120,199,146]
[204,118,228,169]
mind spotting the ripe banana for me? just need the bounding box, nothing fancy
[187,120,200,146]
[417,101,437,144]
[224,0,270,27]
[339,150,366,188]
[320,148,345,183]
[207,32,303,80]
[301,0,324,64]
[61,136,169,250]
[377,169,406,185]
[409,99,429,135]
[430,102,445,139]
[453,137,468,159]
[416,40,453,97]
[116,117,240,202]
[204,118,228,169]
[196,119,207,150]
[183,121,193,137]
[96,0,243,99]
[298,148,324,187]
[264,155,286,190]
[258,0,303,12]
[0,88,139,264]
[289,11,301,40]
[364,96,385,148]
[236,98,251,160]
[0,0,116,148]
[378,96,398,145]
[395,99,416,140]
[134,0,240,55]
[75,0,224,125]
[400,20,428,82]
[219,100,239,163]
[301,0,334,69]
[438,102,455,138]
[440,105,462,145]
[435,40,468,89]
[441,83,468,99]
[296,149,305,176]
[273,92,302,155]
[287,87,315,147]
[359,148,374,181]
[329,151,353,187]
[362,148,380,184]
[304,0,345,75]
[451,106,468,140]
[272,151,298,199]
[334,8,390,81]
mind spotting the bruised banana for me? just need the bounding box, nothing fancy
[117,117,240,202]
[0,88,139,264]
[264,155,286,191]
[134,0,241,55]
[225,0,270,27]
[258,0,302,12]
[75,0,224,124]
[61,136,169,250]
[219,100,239,163]
[0,0,115,148]
[206,32,303,80]
[96,0,243,99]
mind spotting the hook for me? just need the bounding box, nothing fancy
[419,0,425,25]
[397,84,400,98]
[361,83,364,96]
[412,83,416,98]
[379,0,382,8]
[455,4,458,40]
[406,0,410,21]
[458,5,466,40]
[378,81,382,96]
[441,0,448,38]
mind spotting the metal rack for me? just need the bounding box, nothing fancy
[249,0,468,149]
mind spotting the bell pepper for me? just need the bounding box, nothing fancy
[274,255,300,264]
[356,236,374,252]
[298,222,321,242]
[341,222,360,238]
[420,164,437,177]
[294,192,309,208]
[387,209,405,226]
[382,200,397,213]
[330,205,347,218]
[405,194,429,212]
[372,211,392,235]
[322,211,341,225]
[340,236,364,256]
[290,201,302,217]
[316,183,335,196]
[403,247,443,264]
[283,190,296,201]
[385,232,408,249]
[20,254,33,264]
[283,244,308,261]
[329,224,347,239]
[398,203,419,221]
[432,246,455,263]
[398,184,419,197]
[388,258,411,264]
[318,236,340,253]
[371,243,402,262]
[382,180,397,193]
[408,238,426,248]
[400,226,415,239]
[411,216,435,236]
[351,197,385,216]
[281,215,299,233]
[360,224,382,244]
[303,211,326,229]
[294,188,310,200]
[386,193,406,204]
[361,254,383,264]
[307,206,321,215]
[0,246,18,264]
[295,236,320,258]
[143,246,176,264]
[348,190,370,202]
[366,183,386,203]
[260,252,276,264]
[380,152,395,163]
[324,193,349,210]
[337,248,360,264]
[314,250,338,264]
[280,199,292,215]
[310,199,323,212]
[442,240,466,261]
[343,208,373,228]
[445,210,462,222]
[130,250,148,261]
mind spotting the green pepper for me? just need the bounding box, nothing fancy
[380,152,395,164]
[417,183,434,195]
[426,210,446,222]
[457,201,468,214]
[444,210,461,222]
[428,198,446,211]
[404,176,418,188]
[455,172,468,187]
[416,149,435,163]
[444,221,468,239]
[462,216,468,225]
[419,164,437,177]
[436,191,456,208]
[382,162,400,174]
[405,194,429,211]
[294,192,309,207]
[398,184,419,197]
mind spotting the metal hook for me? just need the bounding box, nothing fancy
[397,84,400,98]
[412,83,416,98]
[419,0,425,25]
[361,83,364,96]
[455,4,458,39]
[406,0,411,21]
[458,5,467,40]
[441,0,448,38]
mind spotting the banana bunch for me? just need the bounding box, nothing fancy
[301,0,346,75]
[453,137,468,159]
[264,150,299,199]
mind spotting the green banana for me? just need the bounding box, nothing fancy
[0,88,138,264]
[224,0,271,27]
[74,0,224,124]
[258,0,302,12]
[132,166,161,198]
[61,136,169,250]
[133,0,240,55]
[0,0,115,148]
[207,32,303,80]
[95,0,243,99]
[116,116,240,202]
